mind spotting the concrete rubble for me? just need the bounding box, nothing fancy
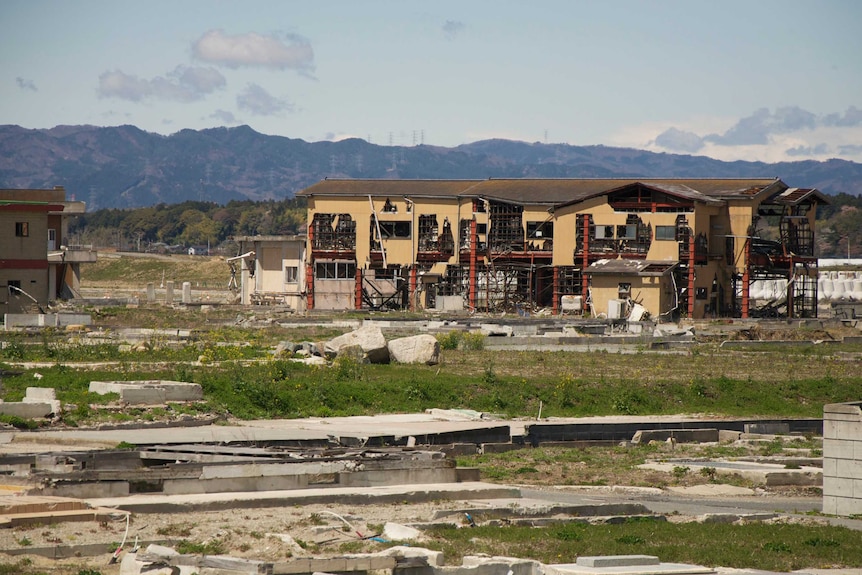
[0,386,60,419]
[325,325,390,363]
[89,380,204,404]
[388,334,441,365]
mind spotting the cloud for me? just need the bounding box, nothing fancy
[703,106,817,146]
[644,106,862,162]
[16,77,37,91]
[193,29,315,74]
[823,106,862,127]
[210,109,237,124]
[654,127,704,153]
[786,143,830,156]
[236,83,292,115]
[98,66,226,102]
[442,20,465,39]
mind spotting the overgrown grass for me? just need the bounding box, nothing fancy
[422,520,862,571]
[1,341,859,423]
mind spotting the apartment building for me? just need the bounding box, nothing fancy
[296,178,827,320]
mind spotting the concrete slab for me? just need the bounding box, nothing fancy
[87,481,521,513]
[548,561,715,575]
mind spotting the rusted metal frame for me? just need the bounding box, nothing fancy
[687,232,696,318]
[469,218,478,311]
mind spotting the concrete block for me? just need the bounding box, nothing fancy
[718,430,742,442]
[39,481,130,499]
[744,423,790,435]
[0,402,53,418]
[121,387,168,405]
[576,556,660,568]
[834,459,862,479]
[632,429,718,444]
[435,295,464,312]
[824,438,857,460]
[822,476,854,497]
[25,387,56,400]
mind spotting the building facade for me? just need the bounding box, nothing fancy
[232,235,307,310]
[296,178,827,320]
[1,187,96,316]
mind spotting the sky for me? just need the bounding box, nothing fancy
[2,0,862,163]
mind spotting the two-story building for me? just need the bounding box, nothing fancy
[296,178,827,320]
[1,187,96,316]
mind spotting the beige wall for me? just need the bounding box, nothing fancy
[590,274,675,320]
[237,238,306,310]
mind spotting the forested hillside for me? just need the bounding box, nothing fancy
[3,124,862,211]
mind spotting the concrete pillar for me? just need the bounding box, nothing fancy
[823,401,862,516]
[165,281,174,304]
[147,282,155,303]
[182,281,192,303]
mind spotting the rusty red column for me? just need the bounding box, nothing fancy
[687,233,695,317]
[409,265,418,311]
[306,225,314,310]
[354,265,363,309]
[469,218,477,311]
[741,237,751,319]
[552,266,559,315]
[581,216,590,313]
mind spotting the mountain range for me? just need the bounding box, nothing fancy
[2,124,861,210]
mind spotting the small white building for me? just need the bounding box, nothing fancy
[232,235,306,310]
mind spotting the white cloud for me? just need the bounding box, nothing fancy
[631,106,862,163]
[236,83,292,116]
[193,29,315,75]
[98,66,226,102]
[16,77,37,91]
[210,109,237,124]
[654,127,704,153]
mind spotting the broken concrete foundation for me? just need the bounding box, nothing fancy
[88,380,203,404]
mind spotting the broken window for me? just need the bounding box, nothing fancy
[418,215,439,251]
[315,261,356,280]
[526,221,554,239]
[382,198,397,213]
[15,222,29,237]
[488,201,524,251]
[618,283,632,299]
[378,221,411,239]
[284,266,298,283]
[656,225,676,241]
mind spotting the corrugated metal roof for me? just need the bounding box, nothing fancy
[297,178,786,207]
[587,259,678,276]
[767,187,831,206]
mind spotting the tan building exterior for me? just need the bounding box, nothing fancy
[1,187,96,316]
[232,235,307,310]
[297,178,827,320]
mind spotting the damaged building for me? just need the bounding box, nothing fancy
[296,178,828,320]
[1,187,96,316]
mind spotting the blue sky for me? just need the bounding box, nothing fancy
[2,0,861,163]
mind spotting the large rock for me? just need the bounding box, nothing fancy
[388,334,440,365]
[324,326,390,363]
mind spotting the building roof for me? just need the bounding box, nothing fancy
[765,187,831,206]
[298,178,788,207]
[586,259,679,276]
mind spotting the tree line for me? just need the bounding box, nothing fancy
[68,194,861,257]
[68,198,307,253]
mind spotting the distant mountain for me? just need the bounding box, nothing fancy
[2,124,860,210]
